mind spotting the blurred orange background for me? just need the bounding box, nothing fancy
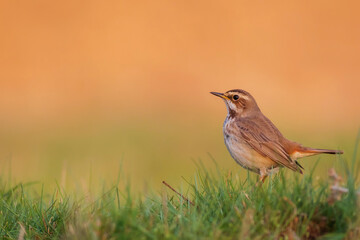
[0,1,359,192]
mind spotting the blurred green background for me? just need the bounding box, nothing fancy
[0,1,359,193]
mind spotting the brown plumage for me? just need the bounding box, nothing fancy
[211,89,343,182]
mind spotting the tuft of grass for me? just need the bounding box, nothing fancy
[72,168,357,240]
[0,181,71,239]
[0,143,359,239]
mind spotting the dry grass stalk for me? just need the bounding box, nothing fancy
[162,181,194,206]
[17,222,26,240]
[328,168,347,205]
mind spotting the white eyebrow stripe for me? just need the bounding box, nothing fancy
[228,92,249,101]
[241,95,249,100]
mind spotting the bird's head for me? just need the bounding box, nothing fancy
[210,89,260,117]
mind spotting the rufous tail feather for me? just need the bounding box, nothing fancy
[302,148,343,155]
[290,147,343,159]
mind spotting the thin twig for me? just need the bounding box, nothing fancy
[162,181,195,206]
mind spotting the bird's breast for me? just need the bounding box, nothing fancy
[222,117,277,173]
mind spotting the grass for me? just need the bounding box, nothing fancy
[0,147,359,239]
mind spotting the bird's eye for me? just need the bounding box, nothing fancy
[233,95,239,101]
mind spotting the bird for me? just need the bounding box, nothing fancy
[211,89,343,182]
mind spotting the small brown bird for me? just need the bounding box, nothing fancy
[211,89,343,182]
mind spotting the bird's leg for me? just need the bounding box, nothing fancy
[260,175,268,183]
[254,169,267,187]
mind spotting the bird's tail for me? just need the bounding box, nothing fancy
[303,148,343,155]
[291,146,343,159]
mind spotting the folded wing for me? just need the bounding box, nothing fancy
[237,120,303,173]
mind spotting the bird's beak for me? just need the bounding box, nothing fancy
[210,92,229,100]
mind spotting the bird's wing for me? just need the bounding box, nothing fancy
[237,120,302,173]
